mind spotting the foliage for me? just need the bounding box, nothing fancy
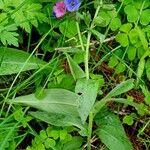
[0,0,150,150]
[26,126,84,150]
[0,0,47,46]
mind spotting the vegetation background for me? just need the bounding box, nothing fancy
[0,0,149,150]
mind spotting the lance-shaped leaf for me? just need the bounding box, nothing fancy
[95,107,133,150]
[105,79,134,99]
[7,89,80,116]
[66,53,85,80]
[0,47,46,75]
[29,111,86,132]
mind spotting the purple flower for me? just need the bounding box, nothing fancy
[64,0,81,12]
[53,1,66,18]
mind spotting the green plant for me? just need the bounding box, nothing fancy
[0,0,47,46]
[26,126,84,150]
[1,0,150,150]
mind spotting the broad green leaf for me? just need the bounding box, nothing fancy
[73,51,85,64]
[108,56,118,68]
[129,28,139,44]
[119,23,132,33]
[8,89,79,116]
[134,0,150,9]
[66,53,85,80]
[96,11,111,27]
[75,79,99,123]
[59,20,78,38]
[63,136,83,150]
[114,49,124,57]
[110,17,121,31]
[123,115,134,126]
[116,33,129,47]
[29,111,85,130]
[94,16,106,27]
[127,46,136,61]
[137,46,145,59]
[124,5,138,22]
[95,107,133,150]
[115,62,126,74]
[44,138,56,148]
[140,9,150,26]
[105,79,134,99]
[0,47,46,75]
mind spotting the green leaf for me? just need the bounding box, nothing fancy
[0,25,18,46]
[124,5,138,22]
[75,79,99,123]
[91,29,105,43]
[59,20,78,38]
[136,26,148,50]
[11,2,48,33]
[140,9,150,26]
[129,28,139,44]
[29,111,85,131]
[90,74,104,88]
[137,103,149,116]
[119,23,132,33]
[73,51,85,64]
[110,17,121,31]
[146,59,150,81]
[8,89,79,116]
[0,47,46,75]
[59,130,67,140]
[63,136,83,150]
[40,130,47,140]
[122,0,132,5]
[94,16,106,27]
[137,46,145,59]
[108,56,118,68]
[123,115,134,126]
[66,53,85,80]
[46,127,59,140]
[105,79,134,99]
[136,59,145,85]
[127,46,136,61]
[44,138,56,148]
[95,107,133,150]
[96,11,111,27]
[116,33,129,47]
[134,0,150,9]
[115,62,126,74]
[140,85,150,105]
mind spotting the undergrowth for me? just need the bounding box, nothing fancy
[0,0,150,150]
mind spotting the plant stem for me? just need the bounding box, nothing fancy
[86,5,101,149]
[87,112,93,150]
[76,22,85,52]
[85,32,91,80]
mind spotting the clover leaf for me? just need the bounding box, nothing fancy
[140,9,150,26]
[124,5,139,22]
